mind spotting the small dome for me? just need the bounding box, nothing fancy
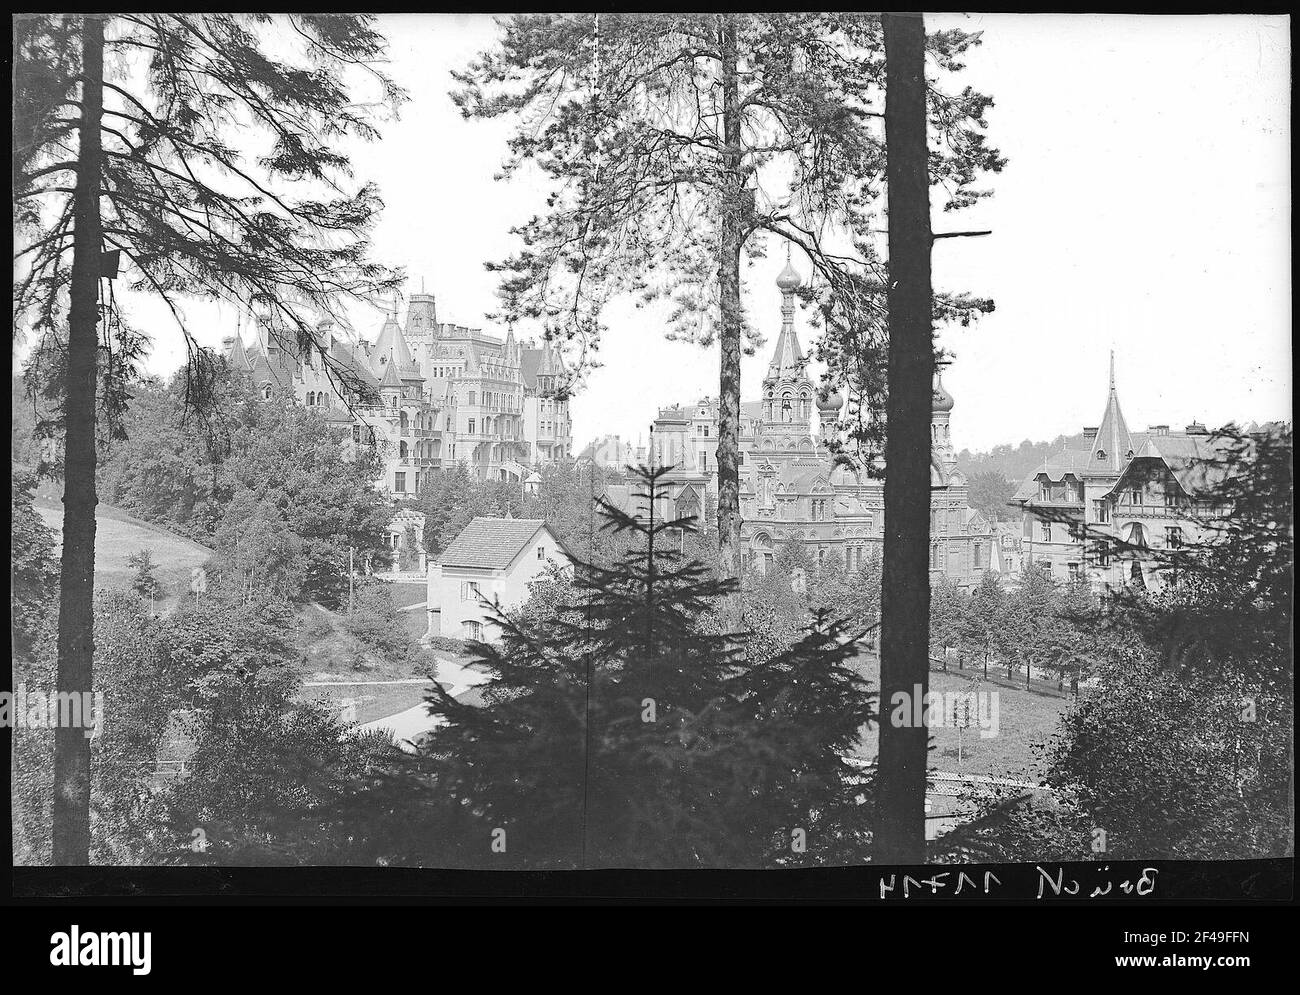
[932,373,954,413]
[776,258,803,292]
[817,389,844,412]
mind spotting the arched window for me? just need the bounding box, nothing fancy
[261,382,272,401]
[399,441,408,458]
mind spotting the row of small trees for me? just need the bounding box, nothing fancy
[930,566,1100,692]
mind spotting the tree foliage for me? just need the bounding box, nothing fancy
[363,467,877,868]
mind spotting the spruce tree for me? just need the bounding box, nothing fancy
[390,466,877,868]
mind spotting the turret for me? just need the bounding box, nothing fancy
[817,388,843,444]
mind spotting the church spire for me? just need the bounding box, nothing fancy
[768,254,806,381]
[1089,352,1132,473]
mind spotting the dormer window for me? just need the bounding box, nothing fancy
[1096,449,1107,461]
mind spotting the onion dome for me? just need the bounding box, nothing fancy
[776,258,803,292]
[932,372,954,413]
[817,389,844,412]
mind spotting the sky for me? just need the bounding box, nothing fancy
[113,13,1291,455]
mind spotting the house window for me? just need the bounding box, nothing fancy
[466,620,483,641]
[1130,487,1143,505]
[817,549,825,568]
[468,391,476,405]
[1164,486,1182,508]
[973,542,984,569]
[1165,526,1183,548]
[1092,499,1110,524]
[537,545,545,560]
[461,581,480,602]
[930,544,940,569]
[702,425,709,437]
[1096,449,1107,461]
[1039,521,1051,543]
[1067,562,1081,583]
[261,383,273,400]
[468,419,475,434]
[394,472,406,493]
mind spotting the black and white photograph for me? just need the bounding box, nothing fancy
[8,9,1293,934]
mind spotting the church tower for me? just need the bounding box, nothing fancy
[760,252,815,440]
[931,366,957,476]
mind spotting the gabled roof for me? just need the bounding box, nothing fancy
[439,518,563,570]
[1106,433,1230,499]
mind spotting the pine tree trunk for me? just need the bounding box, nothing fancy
[874,12,933,866]
[714,14,744,582]
[53,14,104,866]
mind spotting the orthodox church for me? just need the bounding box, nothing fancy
[605,259,998,586]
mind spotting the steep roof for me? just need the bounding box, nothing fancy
[766,309,806,381]
[1107,433,1230,499]
[226,334,252,371]
[1088,354,1133,473]
[371,316,415,374]
[380,352,404,389]
[439,518,560,570]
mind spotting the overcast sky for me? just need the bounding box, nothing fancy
[123,13,1291,454]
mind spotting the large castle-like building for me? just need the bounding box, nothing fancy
[604,259,998,588]
[222,289,573,495]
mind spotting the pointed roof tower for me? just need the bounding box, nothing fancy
[767,248,807,381]
[227,333,252,372]
[1088,351,1133,473]
[380,349,404,390]
[371,308,415,376]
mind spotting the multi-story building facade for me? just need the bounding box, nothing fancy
[1012,357,1233,592]
[222,286,574,496]
[604,259,998,588]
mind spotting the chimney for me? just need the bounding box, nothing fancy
[1083,426,1099,443]
[1185,421,1208,435]
[1148,424,1169,436]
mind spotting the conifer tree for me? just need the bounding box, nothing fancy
[385,466,876,868]
[14,13,403,863]
[454,13,1001,575]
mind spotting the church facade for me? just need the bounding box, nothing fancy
[221,288,574,495]
[606,260,997,588]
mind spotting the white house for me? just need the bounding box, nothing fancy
[427,517,572,641]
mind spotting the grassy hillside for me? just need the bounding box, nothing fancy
[31,489,212,611]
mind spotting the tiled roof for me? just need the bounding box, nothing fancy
[438,518,550,570]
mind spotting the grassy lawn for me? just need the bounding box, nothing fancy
[850,652,1070,784]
